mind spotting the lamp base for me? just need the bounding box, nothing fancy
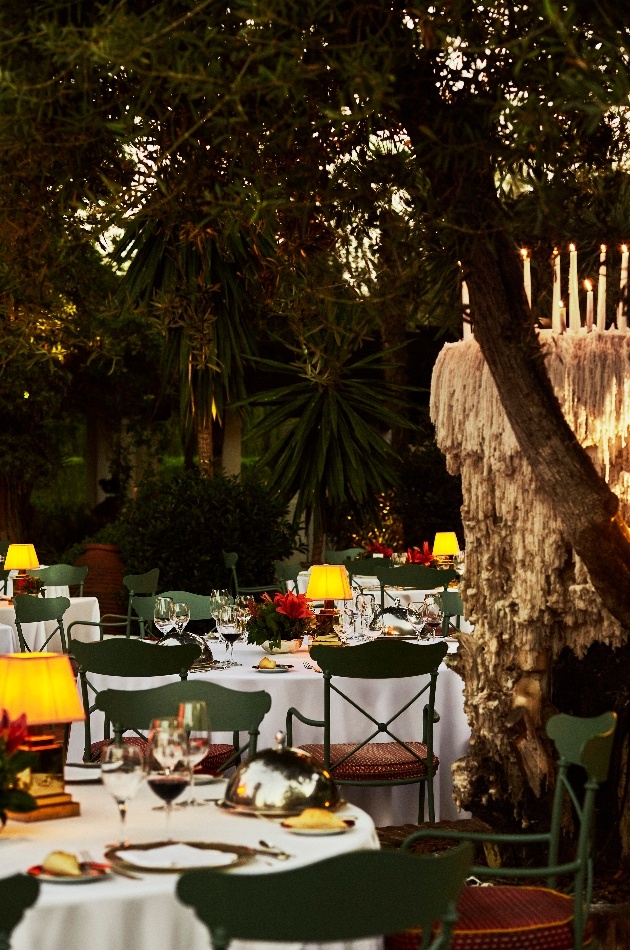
[7,792,80,822]
[314,601,341,642]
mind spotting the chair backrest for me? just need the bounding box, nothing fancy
[310,638,448,680]
[160,591,213,620]
[324,548,365,564]
[123,569,160,597]
[70,637,202,763]
[0,873,40,948]
[177,843,473,949]
[13,593,71,652]
[131,594,157,628]
[273,561,301,593]
[374,565,459,611]
[28,563,88,597]
[438,590,464,635]
[96,680,272,766]
[346,557,393,579]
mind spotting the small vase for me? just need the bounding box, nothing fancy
[261,639,301,654]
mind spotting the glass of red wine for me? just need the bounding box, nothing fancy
[217,605,241,663]
[146,718,191,839]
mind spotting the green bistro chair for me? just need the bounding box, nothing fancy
[324,547,365,564]
[222,552,280,598]
[438,590,465,637]
[346,557,393,605]
[27,563,88,597]
[178,842,473,950]
[70,637,201,763]
[67,567,161,642]
[287,639,448,823]
[392,711,617,950]
[377,565,459,613]
[0,873,40,949]
[13,593,71,653]
[273,560,302,593]
[97,679,272,776]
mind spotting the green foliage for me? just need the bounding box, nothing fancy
[111,469,299,594]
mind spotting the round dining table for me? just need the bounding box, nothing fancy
[7,778,379,950]
[67,639,471,827]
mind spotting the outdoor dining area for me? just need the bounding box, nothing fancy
[4,4,630,950]
[0,533,619,950]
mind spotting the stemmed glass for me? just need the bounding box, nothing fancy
[154,596,175,639]
[209,590,232,637]
[407,601,428,640]
[356,593,375,635]
[178,701,210,807]
[422,595,445,638]
[217,604,241,662]
[100,743,145,846]
[172,602,190,636]
[146,717,191,840]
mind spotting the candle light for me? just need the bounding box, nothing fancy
[552,248,561,331]
[618,244,628,331]
[568,243,581,333]
[460,262,472,340]
[521,248,531,308]
[558,299,566,332]
[585,279,594,330]
[597,244,606,331]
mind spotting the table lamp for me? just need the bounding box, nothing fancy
[432,532,460,568]
[306,565,353,640]
[0,653,85,820]
[4,543,39,596]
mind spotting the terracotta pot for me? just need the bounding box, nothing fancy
[74,543,126,634]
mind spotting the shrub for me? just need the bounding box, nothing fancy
[110,470,300,593]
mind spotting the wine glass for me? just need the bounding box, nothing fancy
[146,717,191,839]
[209,590,232,636]
[423,595,445,638]
[178,700,210,806]
[217,604,241,662]
[172,602,190,636]
[154,596,174,638]
[356,593,375,634]
[407,600,428,640]
[100,742,145,846]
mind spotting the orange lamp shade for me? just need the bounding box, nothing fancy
[306,565,353,601]
[432,532,460,557]
[0,653,85,725]
[4,543,39,571]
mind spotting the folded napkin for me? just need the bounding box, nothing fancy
[116,843,236,870]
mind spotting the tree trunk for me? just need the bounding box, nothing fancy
[0,476,33,541]
[196,418,213,477]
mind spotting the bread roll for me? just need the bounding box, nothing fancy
[258,657,277,669]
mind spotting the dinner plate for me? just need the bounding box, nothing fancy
[253,664,293,673]
[280,818,355,836]
[104,840,255,873]
[28,862,111,884]
[64,765,102,784]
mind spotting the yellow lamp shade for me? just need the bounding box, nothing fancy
[432,532,460,557]
[306,565,353,601]
[4,543,39,571]
[0,653,85,725]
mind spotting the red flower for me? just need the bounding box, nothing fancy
[407,543,434,566]
[366,541,394,557]
[0,710,27,754]
[273,590,314,621]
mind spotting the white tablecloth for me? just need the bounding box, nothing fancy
[0,621,16,653]
[68,641,471,826]
[0,597,101,652]
[7,781,379,950]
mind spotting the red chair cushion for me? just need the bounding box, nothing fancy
[299,742,439,781]
[90,738,234,775]
[385,886,594,950]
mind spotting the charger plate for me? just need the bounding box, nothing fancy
[104,840,255,874]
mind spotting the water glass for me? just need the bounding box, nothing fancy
[172,601,190,635]
[154,596,174,638]
[407,600,427,639]
[178,701,210,806]
[100,742,145,846]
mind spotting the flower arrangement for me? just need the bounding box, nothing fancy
[406,542,437,566]
[246,591,315,650]
[0,711,37,826]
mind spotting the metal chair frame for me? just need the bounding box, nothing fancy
[13,593,71,653]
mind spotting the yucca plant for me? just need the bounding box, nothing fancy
[244,304,414,561]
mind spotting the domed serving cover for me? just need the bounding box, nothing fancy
[223,733,341,815]
[156,631,214,662]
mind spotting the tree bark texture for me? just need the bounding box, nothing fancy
[431,333,630,838]
[196,419,213,477]
[0,476,32,541]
